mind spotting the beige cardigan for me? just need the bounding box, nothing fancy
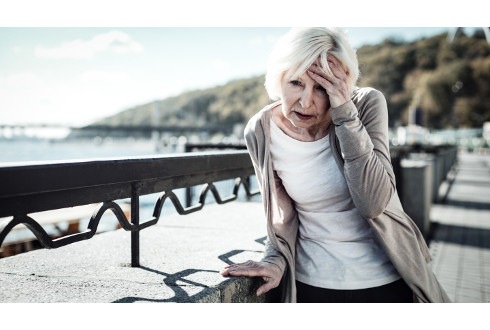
[244,87,451,303]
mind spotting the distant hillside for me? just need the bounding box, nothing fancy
[357,29,490,128]
[92,29,490,131]
[94,75,270,134]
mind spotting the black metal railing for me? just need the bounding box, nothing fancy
[0,150,260,266]
[184,142,249,207]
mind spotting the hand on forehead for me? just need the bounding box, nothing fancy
[310,55,349,76]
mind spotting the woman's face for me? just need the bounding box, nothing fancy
[279,67,332,132]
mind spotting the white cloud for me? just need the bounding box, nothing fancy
[34,30,143,60]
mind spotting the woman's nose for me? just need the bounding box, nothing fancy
[300,88,314,109]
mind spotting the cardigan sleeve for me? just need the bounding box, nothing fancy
[330,88,397,220]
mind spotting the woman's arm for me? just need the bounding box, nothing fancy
[330,89,396,219]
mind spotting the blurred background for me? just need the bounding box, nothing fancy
[1,26,489,163]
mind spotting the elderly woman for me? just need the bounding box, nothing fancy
[220,27,449,303]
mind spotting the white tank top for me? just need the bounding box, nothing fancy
[270,119,400,289]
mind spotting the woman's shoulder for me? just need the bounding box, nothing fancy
[352,87,388,123]
[352,86,386,103]
[245,101,280,130]
[352,87,388,117]
[243,102,280,156]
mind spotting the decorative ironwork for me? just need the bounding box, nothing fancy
[0,201,131,249]
[156,177,256,217]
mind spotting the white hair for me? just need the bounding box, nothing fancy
[264,27,360,101]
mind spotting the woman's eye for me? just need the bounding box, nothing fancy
[289,80,302,86]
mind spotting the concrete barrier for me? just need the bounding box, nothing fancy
[400,159,433,237]
[408,153,439,202]
[0,201,268,303]
[405,145,458,203]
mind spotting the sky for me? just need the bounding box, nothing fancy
[0,1,485,128]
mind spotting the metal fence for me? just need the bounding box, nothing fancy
[0,150,259,266]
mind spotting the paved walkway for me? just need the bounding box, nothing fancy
[429,151,490,303]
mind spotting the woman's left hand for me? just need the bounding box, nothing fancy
[220,260,283,296]
[307,55,352,108]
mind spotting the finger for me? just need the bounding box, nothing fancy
[219,262,244,276]
[308,63,328,76]
[256,284,269,296]
[256,280,277,296]
[219,267,231,276]
[222,260,252,271]
[227,266,264,278]
[310,63,346,86]
[327,56,350,78]
[324,59,343,77]
[331,65,349,80]
[308,62,340,85]
[226,261,266,277]
[327,54,342,67]
[307,69,334,89]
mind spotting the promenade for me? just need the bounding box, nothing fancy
[0,150,488,303]
[428,151,490,302]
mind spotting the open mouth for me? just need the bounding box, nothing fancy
[294,111,313,120]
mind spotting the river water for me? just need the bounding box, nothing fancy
[0,138,169,163]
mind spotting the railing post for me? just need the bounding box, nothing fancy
[186,187,194,207]
[185,143,193,208]
[246,176,251,201]
[131,183,141,267]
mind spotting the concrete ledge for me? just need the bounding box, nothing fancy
[0,201,268,303]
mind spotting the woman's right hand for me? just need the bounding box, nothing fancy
[219,260,283,296]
